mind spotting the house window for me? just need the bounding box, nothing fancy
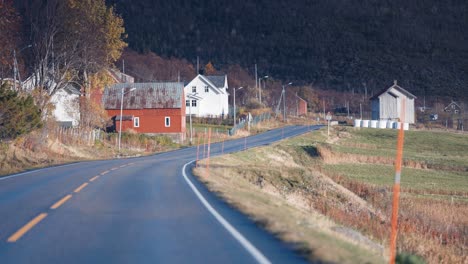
[205,86,209,93]
[134,117,140,128]
[191,100,197,107]
[186,100,190,106]
[165,117,171,127]
[192,86,196,93]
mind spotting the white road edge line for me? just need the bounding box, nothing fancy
[182,161,271,264]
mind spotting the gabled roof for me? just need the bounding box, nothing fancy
[103,82,183,110]
[370,81,417,100]
[186,74,228,95]
[63,84,81,95]
[107,69,134,83]
[444,101,462,111]
[204,75,226,88]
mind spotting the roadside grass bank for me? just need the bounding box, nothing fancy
[185,118,285,146]
[0,116,286,177]
[0,129,177,177]
[193,125,467,263]
[194,130,385,263]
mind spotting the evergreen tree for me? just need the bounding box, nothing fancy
[0,82,42,140]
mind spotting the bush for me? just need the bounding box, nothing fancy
[0,82,43,140]
[395,252,426,264]
[245,98,264,109]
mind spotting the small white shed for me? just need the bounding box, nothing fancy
[370,81,417,124]
[50,85,81,127]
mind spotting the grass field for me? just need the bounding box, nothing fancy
[323,163,468,195]
[319,127,467,263]
[194,124,468,264]
[332,128,468,168]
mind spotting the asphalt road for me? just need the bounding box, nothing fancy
[0,125,321,264]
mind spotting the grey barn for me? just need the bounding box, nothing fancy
[370,81,417,124]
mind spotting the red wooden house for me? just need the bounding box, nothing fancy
[295,94,308,116]
[285,92,308,117]
[103,82,186,141]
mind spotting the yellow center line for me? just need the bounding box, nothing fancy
[89,175,100,182]
[74,182,88,193]
[7,213,48,243]
[50,194,73,210]
[100,170,109,175]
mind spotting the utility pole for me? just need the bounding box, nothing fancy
[122,60,126,82]
[323,99,326,119]
[189,98,192,144]
[258,75,268,106]
[233,87,243,126]
[360,103,362,120]
[13,50,17,90]
[254,64,258,100]
[282,86,286,122]
[347,101,350,118]
[363,82,368,100]
[282,82,292,122]
[118,87,136,154]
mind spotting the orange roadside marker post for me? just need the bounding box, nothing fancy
[196,133,201,167]
[244,135,247,151]
[207,128,212,175]
[203,128,207,160]
[221,135,225,155]
[389,99,406,264]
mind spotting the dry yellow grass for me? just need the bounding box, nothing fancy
[0,129,174,176]
[194,145,386,263]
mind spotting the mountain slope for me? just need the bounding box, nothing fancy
[99,1,468,98]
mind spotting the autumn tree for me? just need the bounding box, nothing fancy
[79,99,109,129]
[65,0,127,97]
[204,62,217,75]
[297,86,321,112]
[118,49,196,82]
[27,0,127,98]
[0,0,22,80]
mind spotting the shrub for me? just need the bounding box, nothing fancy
[396,253,426,264]
[245,98,264,109]
[0,82,42,140]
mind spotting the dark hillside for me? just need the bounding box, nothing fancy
[15,0,468,99]
[105,0,467,99]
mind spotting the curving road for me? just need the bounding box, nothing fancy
[0,125,321,264]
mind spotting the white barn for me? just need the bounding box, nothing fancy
[370,81,417,124]
[184,74,229,118]
[22,74,82,127]
[50,85,81,127]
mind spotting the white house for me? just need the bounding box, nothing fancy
[370,81,417,124]
[184,74,229,118]
[22,74,81,127]
[50,85,81,127]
